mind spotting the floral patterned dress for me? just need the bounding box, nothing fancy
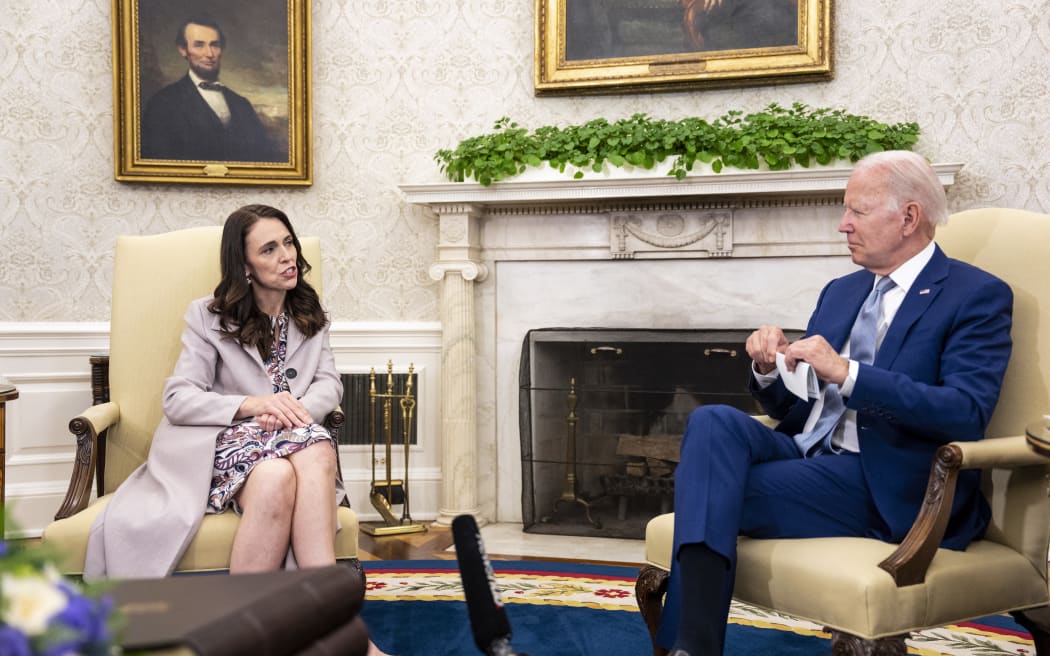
[205,312,334,514]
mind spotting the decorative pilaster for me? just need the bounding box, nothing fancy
[427,204,488,526]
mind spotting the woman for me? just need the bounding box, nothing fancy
[85,205,387,654]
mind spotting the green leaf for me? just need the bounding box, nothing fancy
[434,107,921,183]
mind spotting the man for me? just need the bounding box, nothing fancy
[140,15,280,162]
[659,150,1013,655]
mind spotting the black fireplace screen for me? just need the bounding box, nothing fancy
[519,328,800,539]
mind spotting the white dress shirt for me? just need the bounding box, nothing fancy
[188,70,232,127]
[755,240,937,452]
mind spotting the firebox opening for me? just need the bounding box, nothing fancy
[519,327,802,539]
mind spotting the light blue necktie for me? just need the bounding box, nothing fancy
[793,276,897,457]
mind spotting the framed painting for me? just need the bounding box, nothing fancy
[535,0,832,95]
[112,0,311,185]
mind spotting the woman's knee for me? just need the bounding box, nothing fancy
[243,458,297,507]
[289,440,337,476]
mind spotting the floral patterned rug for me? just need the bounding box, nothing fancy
[360,560,1035,656]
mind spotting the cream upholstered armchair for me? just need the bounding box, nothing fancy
[42,227,360,576]
[636,208,1050,654]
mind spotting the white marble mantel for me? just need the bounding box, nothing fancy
[400,163,962,205]
[400,163,962,527]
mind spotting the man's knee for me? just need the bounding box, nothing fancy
[684,405,750,444]
[686,404,746,428]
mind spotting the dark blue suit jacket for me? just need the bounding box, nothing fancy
[754,245,1013,549]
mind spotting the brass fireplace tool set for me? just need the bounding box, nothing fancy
[361,361,427,536]
[542,377,601,529]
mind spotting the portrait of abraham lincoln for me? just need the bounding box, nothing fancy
[136,0,290,164]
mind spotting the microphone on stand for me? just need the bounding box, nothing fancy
[452,514,527,656]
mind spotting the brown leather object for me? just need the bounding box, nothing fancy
[296,615,370,656]
[112,565,365,656]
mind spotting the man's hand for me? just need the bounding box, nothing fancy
[238,391,314,432]
[746,325,789,375]
[783,336,851,385]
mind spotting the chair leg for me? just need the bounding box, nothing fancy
[1010,606,1050,655]
[636,564,670,656]
[828,630,908,655]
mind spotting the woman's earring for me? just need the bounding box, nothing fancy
[245,272,252,284]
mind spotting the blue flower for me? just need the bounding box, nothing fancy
[46,585,113,654]
[0,625,33,656]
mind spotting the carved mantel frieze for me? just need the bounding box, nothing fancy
[611,210,733,259]
[404,163,962,264]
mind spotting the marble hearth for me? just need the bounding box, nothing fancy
[400,163,961,528]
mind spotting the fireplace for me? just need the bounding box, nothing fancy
[400,163,960,528]
[519,328,802,538]
[521,328,753,538]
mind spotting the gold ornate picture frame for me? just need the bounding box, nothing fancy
[535,0,832,95]
[113,0,311,185]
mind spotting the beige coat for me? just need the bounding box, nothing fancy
[84,297,343,578]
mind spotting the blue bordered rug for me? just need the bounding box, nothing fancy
[360,560,1034,655]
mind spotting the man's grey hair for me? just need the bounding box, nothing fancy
[853,150,949,228]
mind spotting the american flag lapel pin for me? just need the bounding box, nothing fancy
[918,288,931,295]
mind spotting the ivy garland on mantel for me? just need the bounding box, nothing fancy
[434,103,920,186]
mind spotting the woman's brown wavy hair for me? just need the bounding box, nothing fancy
[207,204,328,359]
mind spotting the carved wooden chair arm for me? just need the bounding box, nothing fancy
[324,406,351,508]
[55,401,120,520]
[879,435,1049,587]
[324,406,346,435]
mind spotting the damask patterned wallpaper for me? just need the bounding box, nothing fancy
[1,0,1047,322]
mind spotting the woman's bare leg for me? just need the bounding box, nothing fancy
[286,441,338,568]
[287,443,389,654]
[229,458,297,573]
